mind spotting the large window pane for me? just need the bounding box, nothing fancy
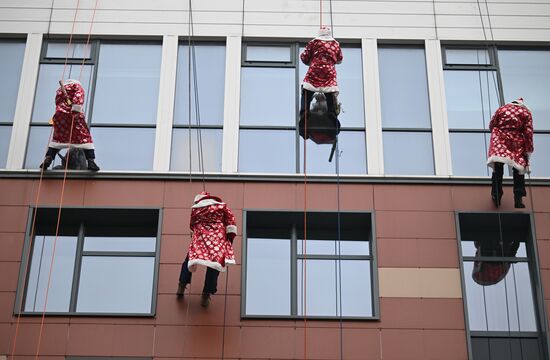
[25,126,54,169]
[0,41,25,122]
[341,260,372,317]
[32,64,93,124]
[246,238,291,316]
[383,132,434,175]
[379,47,431,128]
[299,131,366,174]
[450,132,491,176]
[92,44,161,125]
[246,45,291,62]
[91,127,155,171]
[462,262,537,332]
[298,239,369,256]
[444,71,499,129]
[174,44,225,126]
[530,134,550,177]
[0,126,12,168]
[24,236,77,312]
[83,237,156,252]
[170,128,222,172]
[499,50,550,130]
[240,67,295,126]
[76,256,154,313]
[298,47,365,128]
[239,130,295,173]
[298,259,337,316]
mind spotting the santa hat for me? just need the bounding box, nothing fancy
[510,97,527,108]
[315,26,334,41]
[63,79,81,86]
[193,191,222,204]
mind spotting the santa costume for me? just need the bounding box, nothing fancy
[178,191,237,306]
[40,79,99,171]
[487,98,534,208]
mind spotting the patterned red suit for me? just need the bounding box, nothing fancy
[487,101,534,174]
[50,80,94,150]
[187,193,237,272]
[301,36,343,93]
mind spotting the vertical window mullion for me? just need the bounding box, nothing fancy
[69,223,86,312]
[290,224,297,316]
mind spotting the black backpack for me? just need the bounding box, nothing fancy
[53,148,88,170]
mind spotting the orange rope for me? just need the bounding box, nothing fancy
[302,94,308,360]
[319,0,323,28]
[78,0,99,81]
[61,0,81,81]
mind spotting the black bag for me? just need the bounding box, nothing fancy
[54,148,88,170]
[299,92,341,145]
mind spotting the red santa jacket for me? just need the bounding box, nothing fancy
[487,100,534,174]
[300,37,343,93]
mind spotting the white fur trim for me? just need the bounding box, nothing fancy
[315,35,335,41]
[226,225,237,234]
[191,198,225,208]
[188,258,236,273]
[487,156,529,175]
[49,141,94,150]
[64,79,81,86]
[303,82,339,94]
[71,104,83,113]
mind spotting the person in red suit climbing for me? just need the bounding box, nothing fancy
[487,98,534,208]
[39,79,100,171]
[177,191,237,307]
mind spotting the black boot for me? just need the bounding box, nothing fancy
[491,164,504,207]
[39,155,53,170]
[176,283,186,299]
[200,293,211,307]
[87,159,100,171]
[514,195,526,209]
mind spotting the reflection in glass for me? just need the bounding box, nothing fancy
[299,131,367,175]
[298,259,372,317]
[379,47,431,128]
[383,132,434,175]
[461,240,527,258]
[472,337,542,360]
[25,126,57,169]
[170,128,222,172]
[246,238,291,315]
[92,44,161,125]
[83,237,156,252]
[32,64,93,123]
[298,47,365,128]
[462,262,537,332]
[91,127,155,171]
[76,256,155,313]
[46,42,91,58]
[24,236,77,312]
[446,49,490,65]
[530,134,550,177]
[0,42,25,123]
[0,126,12,168]
[246,46,291,62]
[297,239,369,256]
[240,67,295,126]
[499,50,550,130]
[444,70,499,129]
[174,45,225,126]
[450,132,491,176]
[239,130,295,173]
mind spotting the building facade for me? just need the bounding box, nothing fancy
[0,0,549,359]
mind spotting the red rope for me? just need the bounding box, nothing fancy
[302,96,308,360]
[78,0,99,81]
[61,0,81,81]
[320,0,323,28]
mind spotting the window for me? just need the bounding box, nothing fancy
[0,40,25,168]
[243,211,377,319]
[18,208,160,315]
[171,43,225,171]
[239,43,367,174]
[378,46,434,175]
[26,41,161,171]
[443,46,550,177]
[458,213,547,360]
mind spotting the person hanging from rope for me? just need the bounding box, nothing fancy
[299,26,343,145]
[487,97,534,208]
[177,191,237,307]
[39,79,100,171]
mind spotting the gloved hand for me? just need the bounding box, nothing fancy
[71,104,83,113]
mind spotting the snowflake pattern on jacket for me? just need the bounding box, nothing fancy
[50,81,94,149]
[487,102,534,174]
[300,38,343,93]
[187,195,237,273]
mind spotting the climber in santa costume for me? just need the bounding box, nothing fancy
[487,97,534,208]
[177,191,237,307]
[39,79,100,171]
[299,26,343,143]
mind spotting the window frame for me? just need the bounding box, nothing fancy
[240,42,366,174]
[14,206,162,317]
[455,211,549,360]
[241,209,380,320]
